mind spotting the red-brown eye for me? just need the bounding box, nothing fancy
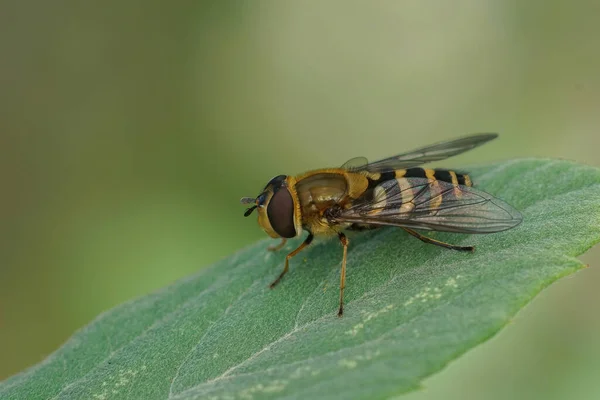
[267,187,296,238]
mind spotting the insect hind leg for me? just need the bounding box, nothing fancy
[402,228,474,252]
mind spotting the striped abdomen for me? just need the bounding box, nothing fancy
[362,167,473,215]
[367,167,472,189]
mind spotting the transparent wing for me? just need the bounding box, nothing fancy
[350,133,498,172]
[335,177,522,233]
[340,156,369,171]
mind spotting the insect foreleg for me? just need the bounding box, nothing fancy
[269,233,313,289]
[267,238,287,252]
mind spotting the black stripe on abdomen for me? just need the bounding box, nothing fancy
[433,169,472,186]
[404,168,427,178]
[433,169,452,183]
[364,170,396,202]
[366,170,395,189]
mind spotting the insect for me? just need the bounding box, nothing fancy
[241,133,522,317]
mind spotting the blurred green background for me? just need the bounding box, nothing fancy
[2,1,599,398]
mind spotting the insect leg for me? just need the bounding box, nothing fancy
[337,232,349,317]
[402,228,474,252]
[269,233,313,289]
[267,238,287,252]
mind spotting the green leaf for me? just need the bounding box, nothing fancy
[2,159,600,400]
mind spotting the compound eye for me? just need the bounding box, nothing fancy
[266,186,296,238]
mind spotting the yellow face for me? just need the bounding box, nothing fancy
[255,189,279,238]
[241,175,301,239]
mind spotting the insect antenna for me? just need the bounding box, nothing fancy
[244,206,257,217]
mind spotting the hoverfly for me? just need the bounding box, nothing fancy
[241,133,522,317]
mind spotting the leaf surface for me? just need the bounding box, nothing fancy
[2,159,600,400]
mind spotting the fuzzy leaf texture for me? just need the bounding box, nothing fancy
[2,159,600,400]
